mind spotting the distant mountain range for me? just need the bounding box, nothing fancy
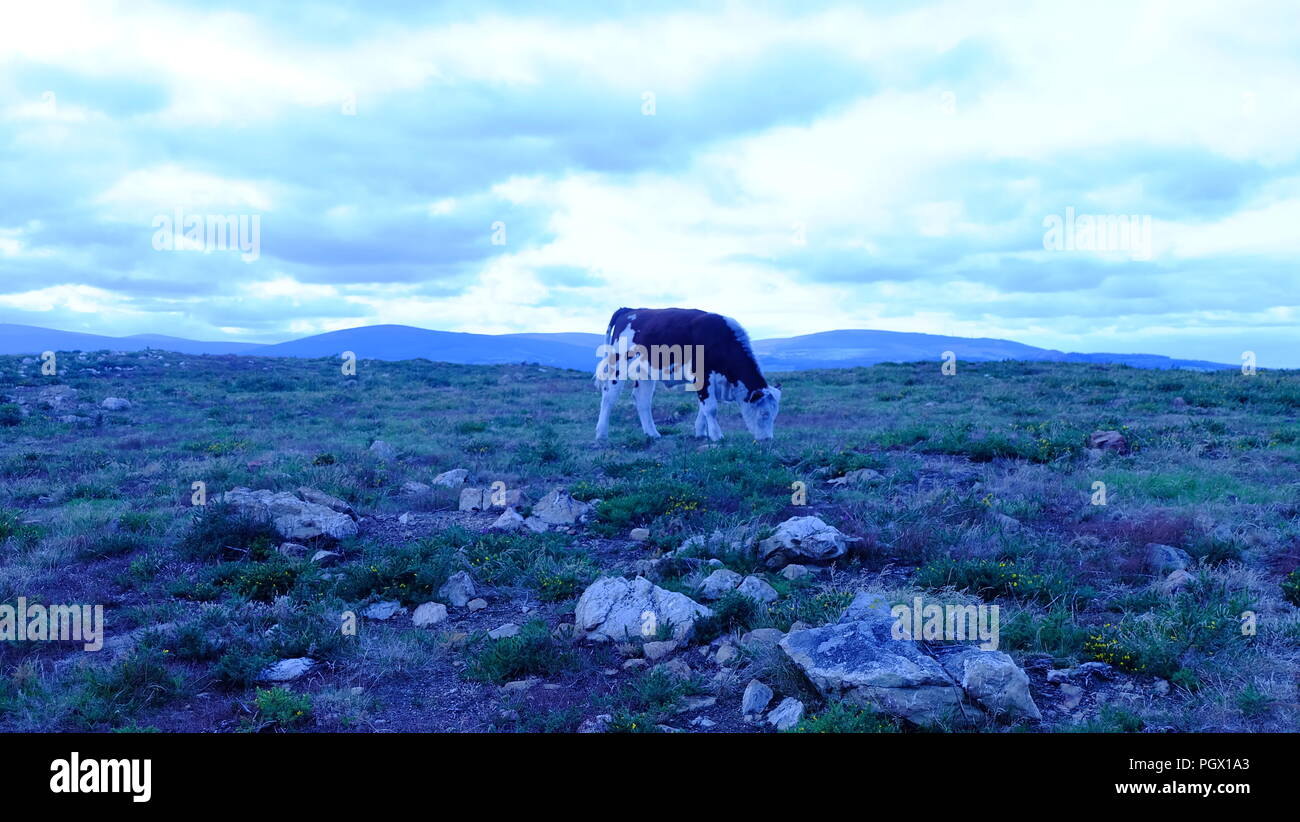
[0,322,1236,372]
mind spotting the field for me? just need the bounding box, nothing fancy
[1,349,1298,733]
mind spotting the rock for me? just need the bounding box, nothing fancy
[698,568,743,600]
[827,468,882,486]
[532,488,592,525]
[767,698,804,731]
[655,659,692,680]
[781,564,809,580]
[458,487,486,511]
[57,415,93,427]
[277,542,308,559]
[501,678,537,693]
[368,440,397,460]
[100,397,131,411]
[523,516,549,533]
[736,575,779,604]
[690,716,717,728]
[1158,568,1193,594]
[311,549,340,565]
[1058,683,1084,710]
[1046,669,1070,684]
[401,481,431,496]
[1146,543,1191,575]
[488,623,520,640]
[740,628,784,651]
[742,679,774,716]
[629,528,650,541]
[219,487,359,541]
[936,647,1041,721]
[412,602,449,628]
[467,598,488,612]
[432,468,469,487]
[578,714,612,733]
[574,576,712,643]
[38,386,78,411]
[1152,679,1171,696]
[258,657,315,682]
[715,644,738,666]
[643,640,678,661]
[679,696,716,712]
[779,593,965,725]
[757,515,851,568]
[439,571,477,607]
[295,487,356,519]
[363,601,404,620]
[398,512,411,524]
[623,659,648,671]
[489,507,526,532]
[1088,430,1128,453]
[1171,396,1188,409]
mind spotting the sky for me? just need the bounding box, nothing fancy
[1,0,1298,365]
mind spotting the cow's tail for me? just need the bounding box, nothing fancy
[595,307,633,390]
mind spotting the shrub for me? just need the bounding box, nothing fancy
[255,687,313,730]
[789,701,898,733]
[465,619,577,684]
[177,502,280,561]
[691,592,764,643]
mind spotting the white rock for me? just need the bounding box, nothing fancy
[258,657,315,682]
[458,487,485,511]
[439,571,477,607]
[643,640,678,661]
[432,469,469,487]
[574,576,712,643]
[532,488,592,525]
[757,515,851,568]
[629,528,650,541]
[363,601,404,620]
[489,623,521,639]
[467,598,487,611]
[220,487,359,541]
[698,568,743,600]
[767,697,804,731]
[737,575,779,604]
[742,679,774,716]
[100,397,131,411]
[490,507,526,532]
[781,564,809,580]
[412,602,449,628]
[369,440,397,459]
[402,481,431,495]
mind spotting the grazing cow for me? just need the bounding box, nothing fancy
[594,307,781,441]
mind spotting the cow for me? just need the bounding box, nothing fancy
[594,307,781,442]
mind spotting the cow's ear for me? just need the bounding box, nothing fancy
[773,381,783,390]
[746,389,763,403]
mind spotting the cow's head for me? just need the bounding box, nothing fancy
[740,384,781,440]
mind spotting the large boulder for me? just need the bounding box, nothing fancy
[574,576,712,643]
[779,592,1039,726]
[219,487,359,541]
[935,647,1040,721]
[296,487,357,519]
[532,488,592,526]
[757,516,851,568]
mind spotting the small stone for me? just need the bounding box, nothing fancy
[690,716,717,728]
[1158,569,1193,594]
[401,481,431,495]
[412,602,448,628]
[1088,430,1128,453]
[1152,679,1171,696]
[369,440,398,460]
[1146,543,1192,575]
[736,575,779,604]
[439,571,477,607]
[629,528,650,541]
[780,564,809,580]
[714,644,738,666]
[277,542,308,559]
[398,512,411,524]
[432,468,469,487]
[655,659,692,680]
[740,628,784,651]
[501,678,538,693]
[311,549,340,565]
[767,697,804,731]
[623,659,648,670]
[490,507,526,532]
[258,657,315,682]
[1046,669,1071,684]
[488,623,520,639]
[742,679,774,716]
[467,598,488,611]
[363,601,404,620]
[699,568,743,600]
[458,487,485,511]
[1058,683,1084,710]
[643,640,678,661]
[100,397,131,411]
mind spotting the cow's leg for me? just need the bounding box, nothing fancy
[694,402,708,437]
[701,394,723,441]
[595,378,625,440]
[633,380,660,438]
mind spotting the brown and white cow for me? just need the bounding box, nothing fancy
[594,307,781,441]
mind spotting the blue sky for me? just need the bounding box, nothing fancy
[1,0,1298,365]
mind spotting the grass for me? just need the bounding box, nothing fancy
[0,348,1297,732]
